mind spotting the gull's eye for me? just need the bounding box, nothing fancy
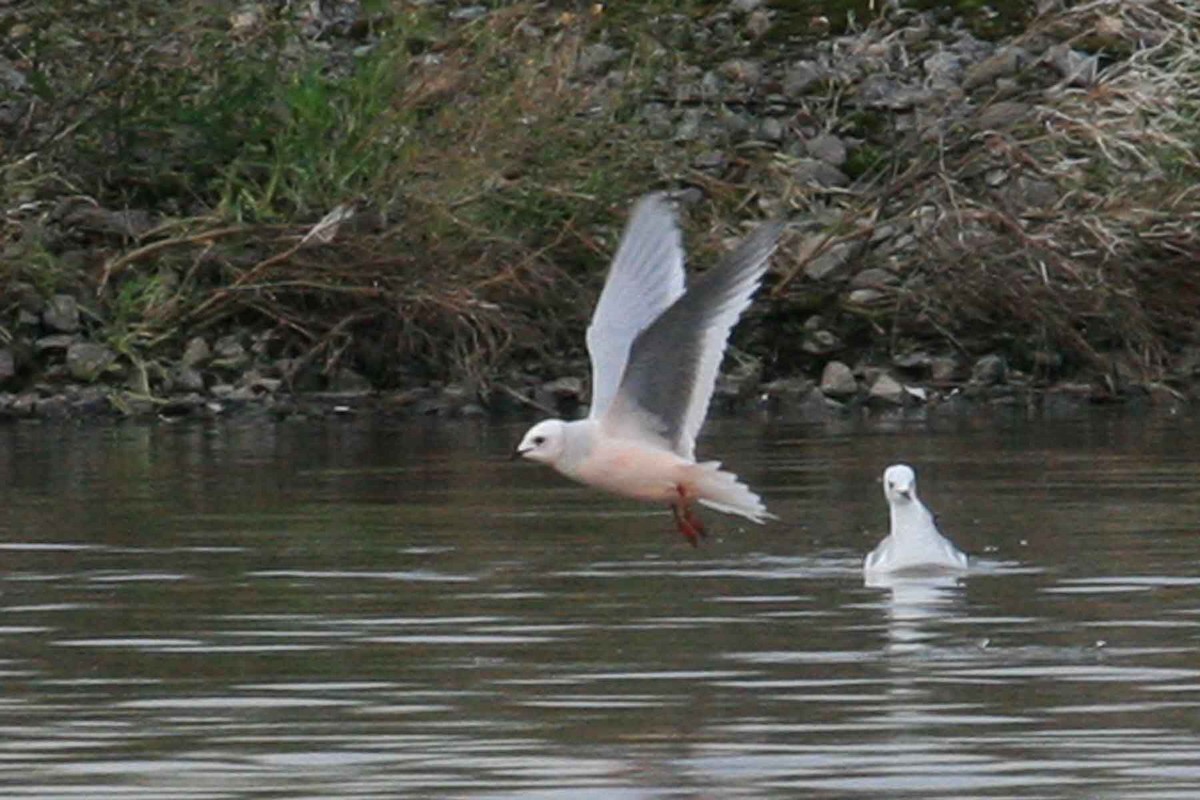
[533,436,546,446]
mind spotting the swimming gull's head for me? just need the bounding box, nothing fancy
[883,463,917,504]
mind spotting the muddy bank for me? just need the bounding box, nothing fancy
[1,1,1197,422]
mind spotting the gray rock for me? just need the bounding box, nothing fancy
[930,356,961,383]
[720,58,761,87]
[66,342,117,382]
[762,376,814,399]
[971,354,1008,385]
[805,133,847,166]
[758,117,785,142]
[791,158,848,188]
[42,294,80,333]
[448,5,488,22]
[745,8,772,37]
[855,75,931,110]
[730,0,764,11]
[804,241,856,281]
[867,373,906,405]
[11,393,37,417]
[699,70,723,100]
[578,43,620,75]
[181,336,211,367]
[0,348,14,384]
[847,288,888,306]
[675,108,704,141]
[783,61,822,97]
[35,334,78,353]
[640,102,673,137]
[977,100,1031,130]
[963,47,1025,89]
[801,329,841,356]
[330,368,372,394]
[850,268,898,289]
[893,351,932,371]
[541,376,584,401]
[36,395,70,418]
[0,56,27,92]
[693,150,727,171]
[923,50,964,89]
[212,335,249,369]
[820,361,858,398]
[172,366,206,392]
[1009,177,1058,210]
[1046,43,1099,86]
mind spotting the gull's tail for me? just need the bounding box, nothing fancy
[690,461,775,524]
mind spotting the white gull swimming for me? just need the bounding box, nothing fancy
[515,193,783,545]
[864,464,969,574]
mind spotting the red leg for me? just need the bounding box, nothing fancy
[670,486,705,547]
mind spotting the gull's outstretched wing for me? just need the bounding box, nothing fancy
[603,218,784,460]
[585,194,685,419]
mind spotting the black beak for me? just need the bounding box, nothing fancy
[511,446,525,461]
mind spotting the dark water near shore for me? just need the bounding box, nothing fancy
[1,411,1198,798]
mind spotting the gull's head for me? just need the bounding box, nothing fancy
[515,419,566,465]
[883,464,918,504]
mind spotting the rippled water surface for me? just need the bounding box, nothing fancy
[2,411,1199,798]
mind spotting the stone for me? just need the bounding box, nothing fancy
[930,356,961,383]
[1046,43,1098,86]
[759,117,785,142]
[762,377,814,400]
[976,101,1031,130]
[745,9,771,37]
[42,294,80,333]
[791,158,848,188]
[66,342,117,382]
[923,50,964,90]
[330,368,372,394]
[805,133,847,166]
[850,268,898,289]
[1009,177,1059,210]
[730,0,764,11]
[963,48,1024,89]
[971,354,1008,385]
[181,336,211,367]
[693,150,727,171]
[172,365,206,392]
[819,361,858,398]
[448,5,488,22]
[675,108,704,141]
[782,61,822,97]
[35,334,78,353]
[867,373,906,405]
[804,241,856,282]
[893,351,932,371]
[720,58,761,87]
[847,288,887,306]
[541,376,583,401]
[212,335,249,369]
[801,329,841,356]
[578,43,620,75]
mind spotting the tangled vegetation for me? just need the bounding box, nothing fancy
[0,0,1197,408]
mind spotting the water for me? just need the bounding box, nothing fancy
[1,411,1198,798]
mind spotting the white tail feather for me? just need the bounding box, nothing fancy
[690,461,775,524]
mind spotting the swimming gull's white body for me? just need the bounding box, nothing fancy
[515,193,783,545]
[864,464,969,574]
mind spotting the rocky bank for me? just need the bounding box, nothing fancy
[1,0,1197,422]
